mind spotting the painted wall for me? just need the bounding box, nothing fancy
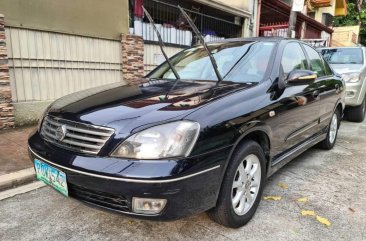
[0,0,129,39]
[313,0,336,23]
[332,26,360,47]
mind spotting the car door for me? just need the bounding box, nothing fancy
[269,42,321,156]
[302,44,339,130]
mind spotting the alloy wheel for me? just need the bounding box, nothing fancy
[329,113,338,144]
[231,154,261,216]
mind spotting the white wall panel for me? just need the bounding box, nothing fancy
[5,27,124,102]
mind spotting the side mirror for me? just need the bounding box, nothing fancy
[286,70,317,86]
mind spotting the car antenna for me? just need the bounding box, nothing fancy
[142,6,181,80]
[177,5,223,83]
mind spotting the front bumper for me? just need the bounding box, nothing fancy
[345,81,365,106]
[28,131,229,221]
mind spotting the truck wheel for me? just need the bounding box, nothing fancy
[207,140,266,228]
[346,98,365,123]
[318,109,340,150]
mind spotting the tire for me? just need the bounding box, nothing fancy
[318,109,340,150]
[207,140,266,228]
[346,98,366,123]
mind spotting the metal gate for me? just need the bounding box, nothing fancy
[5,27,124,103]
[259,23,288,37]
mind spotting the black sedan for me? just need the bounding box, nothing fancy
[28,38,345,228]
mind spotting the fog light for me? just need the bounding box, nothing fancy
[132,197,167,214]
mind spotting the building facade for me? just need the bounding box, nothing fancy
[258,0,347,47]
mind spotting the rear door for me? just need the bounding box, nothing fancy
[302,44,339,129]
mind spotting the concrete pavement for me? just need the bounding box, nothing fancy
[0,120,365,241]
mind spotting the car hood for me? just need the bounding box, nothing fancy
[47,80,252,134]
[329,64,364,74]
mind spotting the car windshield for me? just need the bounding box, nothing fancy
[321,48,364,64]
[148,41,276,83]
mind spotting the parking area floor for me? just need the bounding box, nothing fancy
[0,120,365,241]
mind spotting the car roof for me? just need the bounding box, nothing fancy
[208,37,319,50]
[318,46,365,50]
[208,37,293,43]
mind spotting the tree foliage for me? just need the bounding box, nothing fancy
[333,3,359,26]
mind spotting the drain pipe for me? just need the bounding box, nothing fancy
[256,0,261,37]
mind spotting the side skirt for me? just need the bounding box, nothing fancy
[267,133,327,177]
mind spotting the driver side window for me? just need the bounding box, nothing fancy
[303,45,327,77]
[281,43,307,78]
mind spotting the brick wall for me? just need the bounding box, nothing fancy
[121,34,146,85]
[0,14,14,129]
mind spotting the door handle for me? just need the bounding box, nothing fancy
[312,90,320,99]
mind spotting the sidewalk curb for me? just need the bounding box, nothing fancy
[0,181,45,200]
[0,168,36,191]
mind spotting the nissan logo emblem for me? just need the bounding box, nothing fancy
[55,125,67,141]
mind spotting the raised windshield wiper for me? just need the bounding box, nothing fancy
[142,6,181,80]
[222,43,253,80]
[177,5,224,83]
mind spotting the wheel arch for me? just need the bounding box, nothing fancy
[213,124,272,206]
[334,97,345,120]
[225,124,272,177]
[336,103,343,118]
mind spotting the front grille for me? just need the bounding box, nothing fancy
[40,115,114,155]
[68,184,130,212]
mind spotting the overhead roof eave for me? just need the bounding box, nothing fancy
[192,0,252,18]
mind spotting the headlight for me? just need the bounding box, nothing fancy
[111,121,200,159]
[342,73,360,83]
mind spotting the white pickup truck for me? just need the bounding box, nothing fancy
[319,47,366,122]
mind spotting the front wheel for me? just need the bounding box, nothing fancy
[207,140,266,228]
[346,98,365,122]
[318,109,340,150]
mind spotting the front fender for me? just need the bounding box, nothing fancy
[212,122,273,203]
[225,121,272,173]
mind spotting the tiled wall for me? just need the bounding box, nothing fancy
[0,14,14,129]
[121,34,146,85]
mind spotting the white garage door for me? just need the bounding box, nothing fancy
[5,27,125,102]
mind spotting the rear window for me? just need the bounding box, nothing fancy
[320,48,364,64]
